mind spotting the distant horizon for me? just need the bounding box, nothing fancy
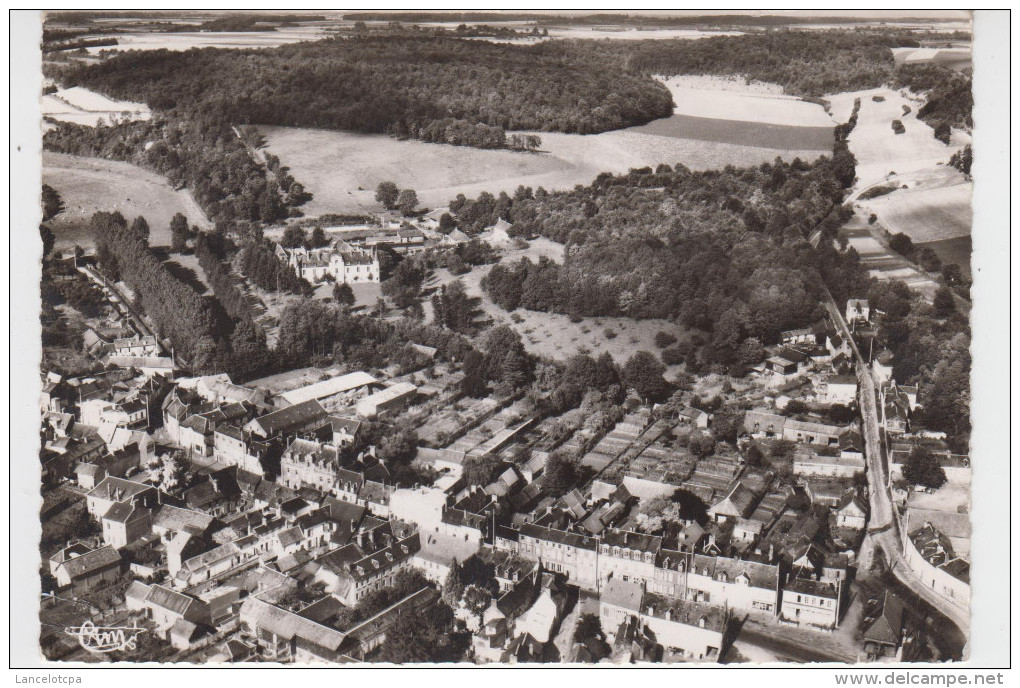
[44,9,970,21]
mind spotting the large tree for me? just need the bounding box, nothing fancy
[623,350,669,403]
[131,216,150,243]
[543,449,580,497]
[375,181,400,209]
[397,188,419,216]
[333,282,355,307]
[170,212,190,252]
[902,446,947,489]
[41,184,64,222]
[376,602,469,663]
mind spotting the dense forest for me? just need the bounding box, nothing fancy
[58,36,675,140]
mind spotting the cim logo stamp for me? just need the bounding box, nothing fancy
[64,621,147,654]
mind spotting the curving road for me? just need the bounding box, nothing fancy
[821,288,969,635]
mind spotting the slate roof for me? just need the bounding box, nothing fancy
[57,546,122,579]
[863,591,904,647]
[241,597,347,651]
[250,400,327,436]
[146,584,199,616]
[519,524,597,551]
[152,505,215,535]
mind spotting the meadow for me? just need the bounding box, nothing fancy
[861,180,972,243]
[42,151,210,249]
[260,72,835,216]
[825,87,970,188]
[261,124,830,216]
[41,86,150,127]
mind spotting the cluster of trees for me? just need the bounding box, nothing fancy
[280,225,329,250]
[460,325,535,398]
[376,598,469,663]
[902,446,947,490]
[236,240,311,294]
[432,281,482,334]
[887,232,951,276]
[272,297,482,376]
[382,257,427,310]
[949,144,973,176]
[41,184,64,222]
[194,234,271,379]
[45,271,105,318]
[895,63,973,131]
[374,182,419,216]
[472,157,866,373]
[43,116,300,228]
[60,36,674,146]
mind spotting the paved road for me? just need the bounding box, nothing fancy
[736,626,854,664]
[821,287,968,636]
[79,264,157,342]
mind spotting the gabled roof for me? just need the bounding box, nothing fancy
[103,501,147,524]
[152,505,215,536]
[87,476,154,503]
[863,592,903,646]
[250,400,327,436]
[145,584,200,616]
[56,546,121,579]
[241,597,348,651]
[710,481,757,518]
[280,372,378,406]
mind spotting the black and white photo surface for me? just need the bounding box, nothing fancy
[29,10,981,666]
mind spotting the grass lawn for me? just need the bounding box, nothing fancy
[42,152,211,250]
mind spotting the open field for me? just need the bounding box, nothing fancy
[892,47,971,71]
[262,74,834,217]
[41,87,150,127]
[861,179,971,243]
[658,75,834,127]
[41,152,211,249]
[842,221,939,302]
[83,27,327,53]
[824,87,969,189]
[262,125,830,216]
[630,114,832,151]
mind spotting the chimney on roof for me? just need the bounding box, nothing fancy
[768,544,775,562]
